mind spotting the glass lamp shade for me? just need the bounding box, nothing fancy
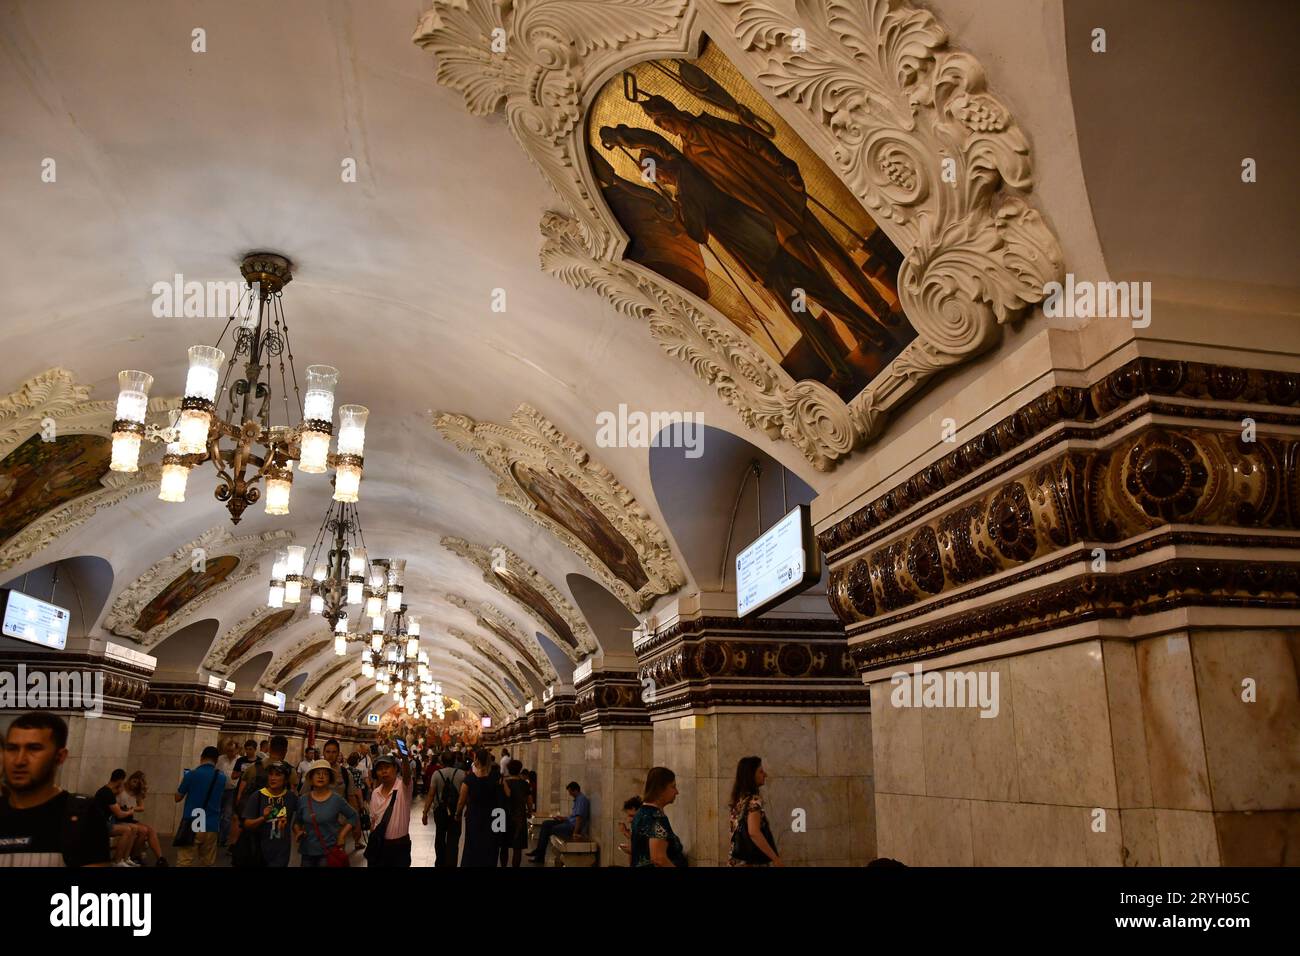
[361,661,374,679]
[407,615,420,638]
[387,587,403,612]
[334,634,346,656]
[176,408,212,455]
[370,633,383,654]
[270,548,288,581]
[302,365,340,421]
[267,584,284,609]
[334,614,348,635]
[184,346,225,400]
[110,433,142,473]
[417,650,429,666]
[298,429,331,475]
[335,405,368,456]
[158,446,190,503]
[285,545,306,577]
[313,563,328,583]
[387,559,405,588]
[376,680,388,694]
[264,463,293,516]
[406,637,419,659]
[333,463,361,502]
[284,580,302,604]
[309,591,324,615]
[347,580,363,605]
[365,593,382,619]
[348,547,367,576]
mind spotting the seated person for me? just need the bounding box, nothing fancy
[527,781,590,864]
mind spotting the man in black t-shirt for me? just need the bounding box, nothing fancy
[94,768,139,865]
[0,712,110,867]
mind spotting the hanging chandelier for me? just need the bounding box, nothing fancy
[110,253,371,523]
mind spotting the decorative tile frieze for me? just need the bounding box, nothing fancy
[135,681,232,729]
[574,668,650,730]
[0,649,154,720]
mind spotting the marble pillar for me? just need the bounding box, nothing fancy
[126,678,233,836]
[272,705,314,765]
[635,595,874,867]
[818,352,1300,867]
[220,697,279,750]
[0,636,154,795]
[575,665,653,865]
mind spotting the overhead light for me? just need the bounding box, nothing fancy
[110,370,153,472]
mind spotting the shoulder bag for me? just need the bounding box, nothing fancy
[173,766,220,848]
[308,795,350,867]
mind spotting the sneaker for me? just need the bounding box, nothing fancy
[114,860,134,867]
[155,859,169,867]
[123,858,141,867]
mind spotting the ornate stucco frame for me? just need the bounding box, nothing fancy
[0,368,180,573]
[206,601,311,676]
[440,537,598,659]
[433,404,684,612]
[443,591,563,684]
[413,0,1063,471]
[102,525,293,647]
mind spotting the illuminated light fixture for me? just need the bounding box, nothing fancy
[283,545,306,604]
[264,460,293,516]
[387,559,405,612]
[112,253,371,523]
[334,633,346,656]
[407,615,420,638]
[371,632,383,654]
[110,370,153,472]
[332,405,368,502]
[406,636,419,660]
[158,441,191,503]
[334,613,348,635]
[310,591,325,615]
[268,547,288,609]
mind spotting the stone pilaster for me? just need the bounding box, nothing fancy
[273,704,315,765]
[127,678,233,836]
[634,595,874,866]
[220,697,279,747]
[817,357,1300,866]
[541,688,583,820]
[575,663,652,865]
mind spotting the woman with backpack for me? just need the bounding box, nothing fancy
[420,751,464,867]
[727,756,781,866]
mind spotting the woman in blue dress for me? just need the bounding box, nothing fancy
[629,767,686,867]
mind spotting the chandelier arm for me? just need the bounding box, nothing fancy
[275,294,304,424]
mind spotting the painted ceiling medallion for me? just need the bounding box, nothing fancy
[433,404,684,612]
[413,0,1063,470]
[103,525,292,647]
[441,538,597,660]
[110,253,373,523]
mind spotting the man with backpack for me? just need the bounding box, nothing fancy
[0,712,110,867]
[420,750,464,867]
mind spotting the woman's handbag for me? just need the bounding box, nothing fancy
[308,797,350,867]
[730,795,777,865]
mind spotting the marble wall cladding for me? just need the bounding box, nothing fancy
[876,792,974,866]
[1214,810,1300,866]
[1154,808,1221,866]
[1102,641,1154,809]
[55,715,135,795]
[126,723,221,836]
[1135,633,1213,811]
[582,726,655,866]
[1188,629,1300,812]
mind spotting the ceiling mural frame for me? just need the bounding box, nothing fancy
[0,368,179,574]
[442,591,561,685]
[102,525,293,647]
[264,635,336,692]
[440,537,598,660]
[449,625,541,695]
[433,403,685,612]
[206,602,309,676]
[412,0,1062,471]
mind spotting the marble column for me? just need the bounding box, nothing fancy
[574,660,652,865]
[542,687,584,824]
[526,703,556,813]
[272,704,314,766]
[220,696,279,750]
[636,593,874,867]
[0,635,154,795]
[126,678,233,836]
[818,357,1300,866]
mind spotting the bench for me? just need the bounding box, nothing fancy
[548,834,599,867]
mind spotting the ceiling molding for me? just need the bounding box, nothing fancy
[439,537,597,659]
[442,592,560,685]
[433,403,684,612]
[413,0,1063,471]
[103,525,293,647]
[448,625,539,695]
[263,635,335,692]
[205,602,310,675]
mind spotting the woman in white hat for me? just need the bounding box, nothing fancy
[292,759,359,867]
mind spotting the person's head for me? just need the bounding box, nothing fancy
[268,735,288,760]
[473,749,491,770]
[108,768,127,794]
[346,753,359,768]
[442,751,454,766]
[309,766,333,790]
[622,795,642,822]
[265,762,288,792]
[643,767,678,806]
[261,740,270,752]
[200,746,220,765]
[507,759,522,776]
[223,737,238,757]
[641,94,689,135]
[126,771,147,796]
[243,739,257,757]
[3,712,68,795]
[375,754,398,786]
[566,781,581,798]
[730,756,766,805]
[323,739,340,764]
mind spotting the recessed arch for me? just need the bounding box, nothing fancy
[567,573,638,657]
[149,618,220,677]
[0,555,114,641]
[229,651,273,696]
[280,671,310,700]
[536,631,574,684]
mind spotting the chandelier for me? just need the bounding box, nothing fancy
[356,604,441,718]
[110,253,371,523]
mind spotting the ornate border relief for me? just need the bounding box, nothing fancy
[433,404,684,612]
[440,536,598,659]
[206,602,311,676]
[449,625,544,695]
[0,368,180,574]
[102,525,293,648]
[442,592,561,685]
[413,0,1063,470]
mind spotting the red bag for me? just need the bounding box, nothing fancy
[308,796,350,868]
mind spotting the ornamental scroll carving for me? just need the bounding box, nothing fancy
[440,537,598,659]
[0,368,180,574]
[206,602,309,676]
[413,0,1062,470]
[442,591,562,684]
[103,525,293,647]
[433,404,683,612]
[449,625,544,697]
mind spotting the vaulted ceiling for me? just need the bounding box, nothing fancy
[1,0,1293,721]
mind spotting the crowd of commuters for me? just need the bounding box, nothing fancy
[2,710,808,868]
